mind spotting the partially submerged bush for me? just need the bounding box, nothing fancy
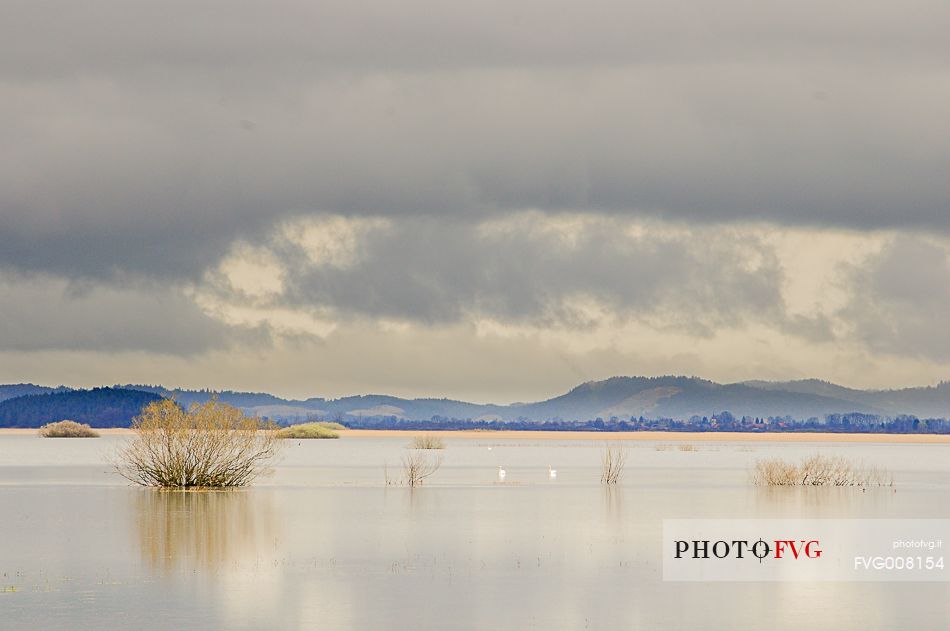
[601,442,627,485]
[277,422,341,439]
[116,398,281,488]
[402,451,443,486]
[752,454,893,487]
[39,420,100,438]
[753,457,811,486]
[409,434,445,449]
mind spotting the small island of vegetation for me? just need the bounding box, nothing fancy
[277,422,344,439]
[38,420,100,438]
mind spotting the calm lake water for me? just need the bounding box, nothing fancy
[1,434,949,630]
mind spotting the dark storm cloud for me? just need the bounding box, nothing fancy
[0,271,263,354]
[2,0,950,283]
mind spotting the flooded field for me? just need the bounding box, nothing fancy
[2,434,949,630]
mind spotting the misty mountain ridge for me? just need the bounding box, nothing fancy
[2,376,948,427]
[134,375,950,422]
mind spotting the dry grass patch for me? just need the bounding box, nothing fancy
[752,454,893,487]
[409,434,445,449]
[38,420,100,438]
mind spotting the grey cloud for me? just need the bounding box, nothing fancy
[0,271,262,354]
[2,1,950,283]
[256,215,810,338]
[3,1,949,78]
[839,236,950,360]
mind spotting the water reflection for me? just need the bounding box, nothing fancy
[135,489,275,573]
[3,436,948,630]
[752,486,897,517]
[603,485,624,521]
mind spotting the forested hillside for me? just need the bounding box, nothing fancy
[0,388,163,428]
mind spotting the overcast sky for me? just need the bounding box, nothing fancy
[2,1,950,402]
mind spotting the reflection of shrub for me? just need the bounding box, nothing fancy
[402,452,442,486]
[277,422,340,439]
[410,434,445,449]
[752,454,893,487]
[601,443,627,485]
[116,399,281,488]
[136,489,273,573]
[39,420,100,438]
[657,443,696,452]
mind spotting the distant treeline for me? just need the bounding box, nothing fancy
[340,411,950,434]
[0,388,163,428]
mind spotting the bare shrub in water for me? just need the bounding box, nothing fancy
[752,458,801,486]
[752,454,892,487]
[116,398,281,488]
[402,451,443,487]
[39,420,100,438]
[601,442,627,485]
[410,434,445,450]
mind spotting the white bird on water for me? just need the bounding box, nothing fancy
[548,465,557,479]
[498,466,506,480]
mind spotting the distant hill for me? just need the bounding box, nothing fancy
[509,376,701,421]
[111,388,506,423]
[741,379,950,419]
[0,383,71,403]
[244,404,327,422]
[0,388,163,428]
[506,376,885,422]
[114,385,293,409]
[3,375,950,426]
[282,376,944,422]
[861,382,950,419]
[311,376,945,421]
[319,395,507,423]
